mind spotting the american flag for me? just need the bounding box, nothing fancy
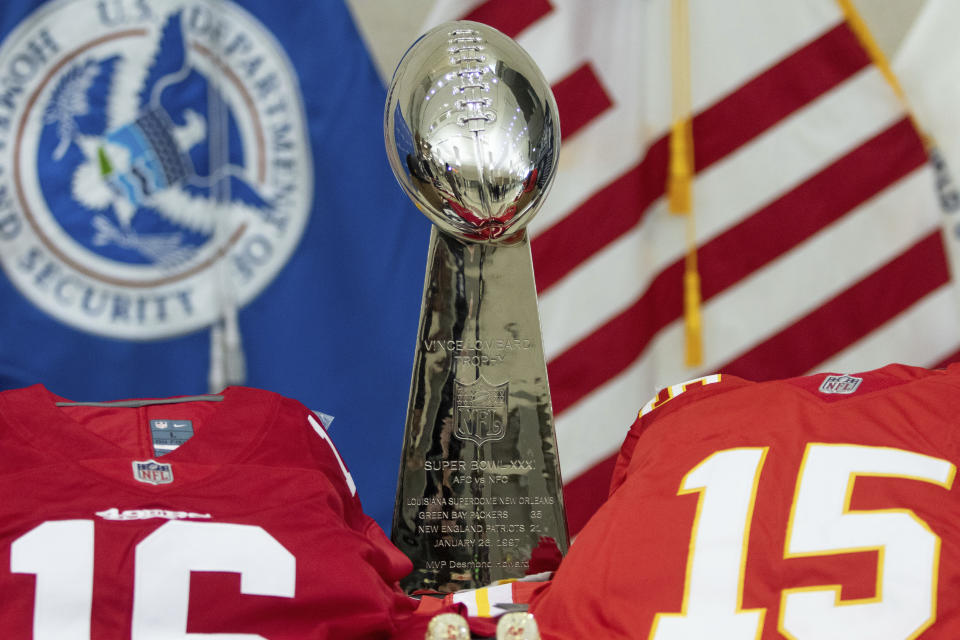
[419,0,960,534]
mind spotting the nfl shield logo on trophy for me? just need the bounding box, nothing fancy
[454,376,509,446]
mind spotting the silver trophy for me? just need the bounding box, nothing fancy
[385,21,568,592]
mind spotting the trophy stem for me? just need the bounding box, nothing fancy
[392,227,568,592]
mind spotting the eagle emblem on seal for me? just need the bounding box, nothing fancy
[44,10,276,269]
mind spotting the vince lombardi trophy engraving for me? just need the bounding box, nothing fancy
[385,21,568,592]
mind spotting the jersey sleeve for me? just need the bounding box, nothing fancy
[610,373,749,494]
[243,394,367,517]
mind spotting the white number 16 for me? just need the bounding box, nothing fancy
[11,520,295,639]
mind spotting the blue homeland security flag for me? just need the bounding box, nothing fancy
[0,0,430,528]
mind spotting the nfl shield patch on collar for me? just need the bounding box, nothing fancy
[818,374,863,395]
[132,460,174,485]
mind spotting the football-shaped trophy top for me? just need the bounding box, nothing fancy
[384,21,560,243]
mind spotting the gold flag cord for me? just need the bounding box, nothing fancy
[668,0,702,366]
[835,0,929,146]
[835,0,905,100]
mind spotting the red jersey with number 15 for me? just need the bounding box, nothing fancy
[531,363,960,639]
[0,384,416,639]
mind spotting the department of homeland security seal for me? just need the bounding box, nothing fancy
[0,0,312,339]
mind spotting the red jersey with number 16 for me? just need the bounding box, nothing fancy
[531,363,960,639]
[0,384,416,638]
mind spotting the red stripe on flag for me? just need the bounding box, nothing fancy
[692,22,870,169]
[463,0,554,39]
[547,119,927,416]
[719,232,950,380]
[532,22,871,293]
[552,64,613,141]
[699,119,926,299]
[562,453,617,535]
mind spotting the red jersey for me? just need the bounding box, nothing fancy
[0,384,416,638]
[530,364,960,639]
